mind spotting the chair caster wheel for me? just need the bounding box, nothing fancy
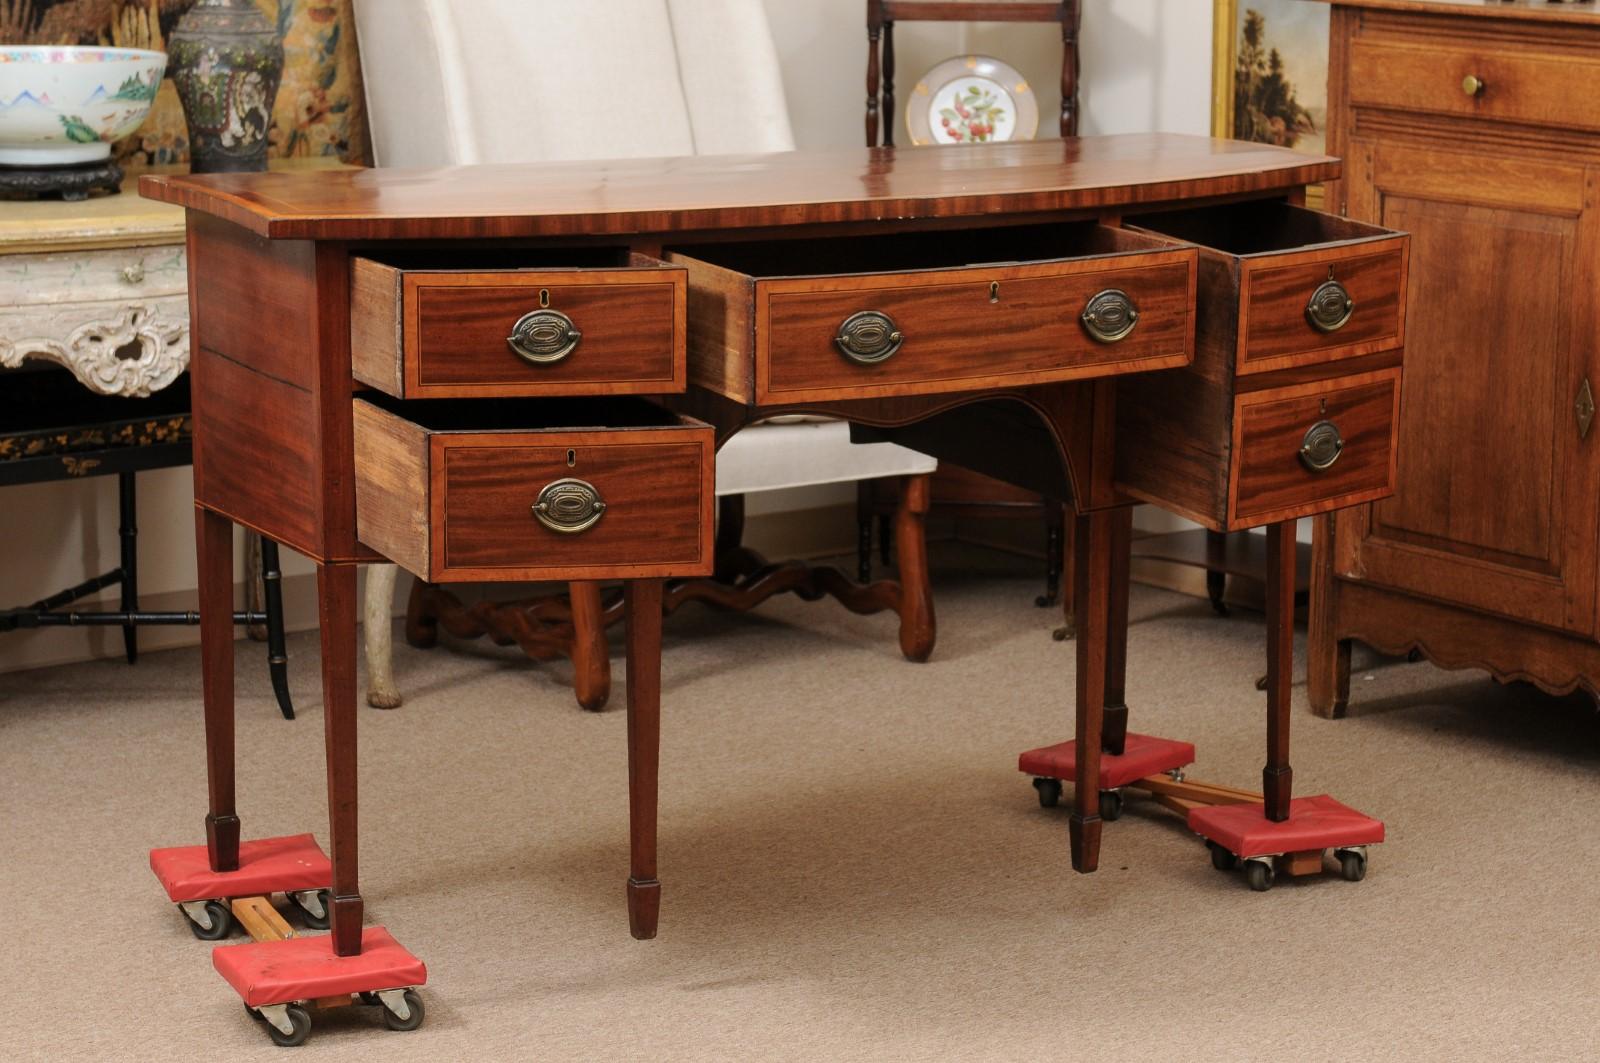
[1337,849,1367,882]
[1208,841,1239,871]
[1245,859,1275,892]
[1098,789,1123,822]
[184,900,233,941]
[380,989,425,1032]
[1032,777,1062,808]
[288,889,331,930]
[264,1004,312,1047]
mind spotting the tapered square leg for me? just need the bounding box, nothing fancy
[1101,507,1132,757]
[625,579,664,940]
[318,563,365,956]
[1263,521,1296,823]
[893,473,935,662]
[1069,509,1115,873]
[196,506,240,872]
[568,581,612,712]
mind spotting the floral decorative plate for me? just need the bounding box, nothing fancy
[906,55,1038,146]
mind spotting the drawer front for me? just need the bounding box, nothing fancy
[756,252,1195,402]
[1229,368,1401,529]
[351,258,686,398]
[1348,38,1600,134]
[1240,238,1407,374]
[353,400,713,582]
[439,435,707,579]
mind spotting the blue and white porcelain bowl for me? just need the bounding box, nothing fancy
[0,47,166,167]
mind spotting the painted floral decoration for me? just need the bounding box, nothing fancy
[940,84,1007,143]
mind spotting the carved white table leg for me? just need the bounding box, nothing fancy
[364,563,403,709]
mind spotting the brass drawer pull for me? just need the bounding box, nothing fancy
[532,477,606,533]
[835,310,903,365]
[1461,74,1486,98]
[1080,288,1139,344]
[1305,279,1355,334]
[1299,420,1344,473]
[507,309,582,365]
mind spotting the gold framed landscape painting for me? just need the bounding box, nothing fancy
[1212,0,1329,202]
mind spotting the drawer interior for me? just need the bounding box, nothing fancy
[669,221,1177,277]
[354,393,685,433]
[1127,201,1392,257]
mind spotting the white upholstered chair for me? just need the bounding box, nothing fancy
[352,0,936,709]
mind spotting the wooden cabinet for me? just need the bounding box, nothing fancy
[1310,0,1600,715]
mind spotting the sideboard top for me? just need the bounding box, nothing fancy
[1320,0,1600,23]
[138,133,1338,242]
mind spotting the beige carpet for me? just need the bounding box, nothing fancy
[2,545,1597,1062]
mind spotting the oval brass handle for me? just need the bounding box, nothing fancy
[1299,420,1344,473]
[1462,74,1486,98]
[834,310,903,365]
[1306,279,1355,333]
[532,477,606,534]
[1080,288,1140,344]
[507,309,582,365]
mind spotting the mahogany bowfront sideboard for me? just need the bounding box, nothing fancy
[141,133,1409,986]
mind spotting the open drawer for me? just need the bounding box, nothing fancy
[353,396,713,582]
[350,248,686,399]
[667,222,1196,404]
[1127,201,1408,375]
[1116,200,1410,532]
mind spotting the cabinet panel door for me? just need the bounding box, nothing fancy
[1339,141,1600,635]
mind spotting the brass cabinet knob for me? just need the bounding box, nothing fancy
[1305,279,1355,333]
[532,477,606,534]
[1299,420,1345,473]
[834,310,904,365]
[1080,288,1140,344]
[1462,74,1485,98]
[507,309,582,365]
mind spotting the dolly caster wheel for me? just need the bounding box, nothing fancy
[287,889,331,930]
[262,1004,312,1047]
[1336,848,1367,882]
[1245,859,1275,892]
[1032,777,1062,808]
[379,989,425,1032]
[1208,842,1239,871]
[1098,789,1124,822]
[183,900,233,941]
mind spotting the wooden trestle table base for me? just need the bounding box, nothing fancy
[140,134,1409,1043]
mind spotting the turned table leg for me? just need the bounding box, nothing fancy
[1263,521,1296,822]
[1102,507,1132,757]
[894,473,936,662]
[625,579,664,940]
[1069,509,1114,873]
[569,581,613,713]
[363,563,402,710]
[197,507,240,872]
[1308,514,1351,719]
[319,563,365,956]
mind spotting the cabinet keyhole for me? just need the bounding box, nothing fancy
[540,288,552,309]
[567,449,576,467]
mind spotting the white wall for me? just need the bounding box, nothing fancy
[0,1,1216,674]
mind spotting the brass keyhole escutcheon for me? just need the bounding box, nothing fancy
[508,308,582,365]
[533,477,606,534]
[1299,420,1344,473]
[1306,277,1355,333]
[1080,289,1139,344]
[566,448,577,468]
[539,288,551,309]
[990,281,1000,304]
[835,310,904,365]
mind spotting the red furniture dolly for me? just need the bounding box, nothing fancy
[149,832,426,1046]
[149,510,428,1047]
[1021,522,1383,890]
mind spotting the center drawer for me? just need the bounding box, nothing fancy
[350,248,686,399]
[668,222,1197,404]
[353,396,713,582]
